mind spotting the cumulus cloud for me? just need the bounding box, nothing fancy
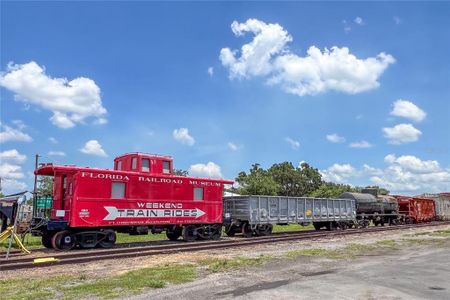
[189,162,223,178]
[285,137,300,150]
[322,154,450,193]
[220,19,394,96]
[0,122,32,143]
[0,149,27,193]
[320,163,356,183]
[370,154,450,192]
[80,140,107,157]
[48,151,66,157]
[390,99,426,122]
[173,128,195,146]
[0,61,107,128]
[349,140,373,148]
[48,137,58,144]
[383,123,422,144]
[326,133,345,143]
[207,67,214,76]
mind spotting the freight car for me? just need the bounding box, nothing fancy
[394,196,436,223]
[31,153,233,250]
[223,195,356,236]
[420,193,450,221]
[339,192,400,227]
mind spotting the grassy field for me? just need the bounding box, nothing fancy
[1,224,311,250]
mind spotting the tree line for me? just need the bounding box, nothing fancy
[229,161,388,198]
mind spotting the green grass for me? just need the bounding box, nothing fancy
[200,255,272,273]
[414,229,450,237]
[0,264,196,300]
[0,232,166,251]
[1,224,312,251]
[285,239,398,260]
[273,223,314,232]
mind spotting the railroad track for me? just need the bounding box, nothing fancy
[1,221,449,271]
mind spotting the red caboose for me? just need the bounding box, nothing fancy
[394,196,436,223]
[32,153,233,250]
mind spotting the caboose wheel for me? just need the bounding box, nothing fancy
[98,230,116,248]
[182,225,197,242]
[42,232,54,249]
[52,230,76,251]
[166,227,182,241]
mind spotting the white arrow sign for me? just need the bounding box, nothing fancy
[103,206,206,221]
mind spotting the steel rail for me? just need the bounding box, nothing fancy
[1,221,449,271]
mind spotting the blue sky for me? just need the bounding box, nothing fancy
[1,2,449,195]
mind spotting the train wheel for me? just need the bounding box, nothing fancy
[166,227,182,241]
[42,232,54,249]
[241,223,253,238]
[182,225,197,242]
[211,225,222,240]
[224,225,236,237]
[98,230,116,248]
[52,230,76,251]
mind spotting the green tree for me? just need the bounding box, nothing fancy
[235,164,279,195]
[37,176,53,197]
[173,169,189,176]
[308,182,359,198]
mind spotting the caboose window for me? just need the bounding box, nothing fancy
[142,159,150,172]
[163,161,170,174]
[194,187,204,201]
[116,161,122,171]
[132,157,137,170]
[111,182,126,198]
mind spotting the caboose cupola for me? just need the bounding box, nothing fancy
[113,153,173,175]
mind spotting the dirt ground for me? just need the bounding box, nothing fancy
[129,225,450,300]
[134,240,450,300]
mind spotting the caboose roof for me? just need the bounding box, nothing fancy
[114,152,172,160]
[34,163,233,184]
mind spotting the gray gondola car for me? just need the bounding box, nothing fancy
[223,195,356,236]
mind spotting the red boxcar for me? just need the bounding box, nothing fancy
[394,196,436,223]
[32,153,233,250]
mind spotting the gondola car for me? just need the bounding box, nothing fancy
[31,153,233,250]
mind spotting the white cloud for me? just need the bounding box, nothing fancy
[0,61,107,128]
[390,99,426,122]
[221,19,394,96]
[207,67,214,76]
[227,142,241,151]
[321,163,356,183]
[0,149,27,193]
[354,17,365,25]
[349,140,373,148]
[383,123,422,144]
[220,19,292,79]
[0,149,27,164]
[0,122,33,143]
[326,133,345,143]
[48,151,66,157]
[342,20,351,33]
[80,140,107,157]
[393,16,402,25]
[48,137,58,144]
[370,154,450,192]
[173,128,195,146]
[285,137,300,150]
[189,162,223,178]
[322,154,450,193]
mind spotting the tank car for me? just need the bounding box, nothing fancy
[339,192,400,227]
[31,153,233,250]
